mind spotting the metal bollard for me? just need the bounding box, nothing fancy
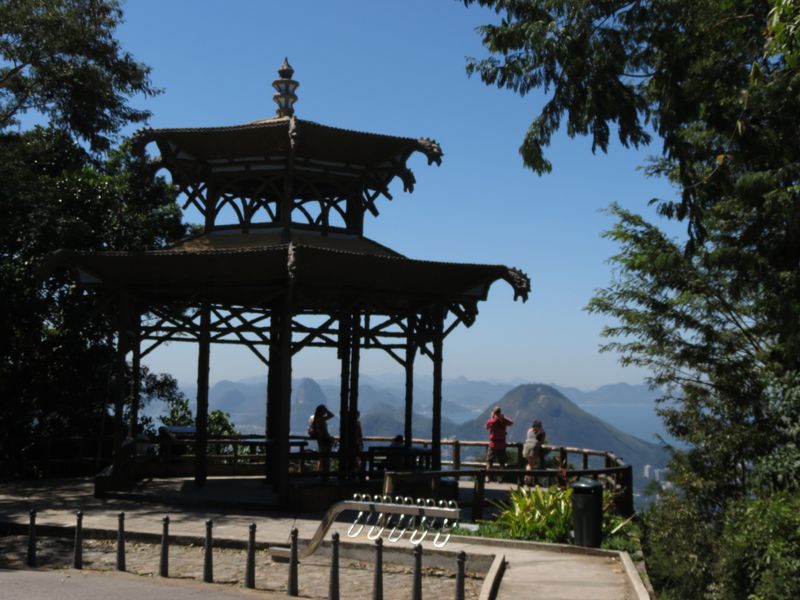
[372,538,383,600]
[245,523,256,589]
[455,551,465,600]
[329,532,340,600]
[412,544,422,600]
[72,511,83,569]
[117,512,126,571]
[27,509,36,567]
[159,516,169,577]
[288,527,299,596]
[203,519,214,583]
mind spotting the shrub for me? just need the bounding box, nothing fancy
[641,493,715,599]
[708,492,800,600]
[485,485,573,543]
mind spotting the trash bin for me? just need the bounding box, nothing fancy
[570,478,603,547]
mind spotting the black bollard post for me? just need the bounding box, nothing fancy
[159,516,169,577]
[372,538,383,600]
[203,519,214,583]
[245,523,256,589]
[26,509,36,567]
[329,532,340,600]
[73,511,83,570]
[288,527,299,596]
[455,551,465,600]
[412,544,422,600]
[117,512,126,571]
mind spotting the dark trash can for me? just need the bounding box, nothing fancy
[570,478,603,547]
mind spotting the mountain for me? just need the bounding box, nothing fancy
[552,382,661,405]
[455,384,668,473]
[442,376,516,411]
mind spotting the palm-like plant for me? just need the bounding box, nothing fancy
[488,485,573,542]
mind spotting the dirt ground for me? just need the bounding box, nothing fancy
[0,535,483,600]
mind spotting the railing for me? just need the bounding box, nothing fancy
[3,433,634,516]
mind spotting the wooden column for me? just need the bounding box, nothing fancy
[404,316,416,449]
[128,314,141,439]
[274,291,293,503]
[347,312,361,475]
[431,312,443,471]
[265,310,280,483]
[337,313,351,480]
[111,294,131,477]
[194,304,211,487]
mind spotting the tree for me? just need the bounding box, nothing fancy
[0,1,185,454]
[0,127,185,443]
[0,0,158,152]
[464,1,800,597]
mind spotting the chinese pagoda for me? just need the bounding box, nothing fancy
[48,60,530,504]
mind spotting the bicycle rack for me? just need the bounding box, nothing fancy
[270,494,460,560]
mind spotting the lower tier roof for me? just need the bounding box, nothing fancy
[44,242,530,311]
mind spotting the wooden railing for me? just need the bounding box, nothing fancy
[2,433,634,516]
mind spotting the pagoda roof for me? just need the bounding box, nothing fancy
[136,116,442,193]
[168,228,402,257]
[43,235,530,311]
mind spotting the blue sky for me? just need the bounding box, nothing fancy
[111,0,680,389]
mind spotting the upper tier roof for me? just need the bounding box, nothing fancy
[135,117,443,192]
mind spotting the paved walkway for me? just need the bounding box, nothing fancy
[0,478,648,600]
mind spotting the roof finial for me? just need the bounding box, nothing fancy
[273,58,299,117]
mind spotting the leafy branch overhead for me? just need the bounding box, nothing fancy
[464,0,798,241]
[0,0,159,152]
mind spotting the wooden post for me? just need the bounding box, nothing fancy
[404,316,416,449]
[338,312,352,479]
[245,523,256,588]
[453,440,461,477]
[266,309,279,483]
[347,312,361,476]
[128,315,141,440]
[431,312,443,470]
[620,465,635,517]
[275,291,293,503]
[195,304,211,487]
[472,474,485,521]
[112,294,131,478]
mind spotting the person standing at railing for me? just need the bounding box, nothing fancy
[309,404,335,479]
[484,406,513,481]
[523,419,546,485]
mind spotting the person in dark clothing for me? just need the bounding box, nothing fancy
[485,406,513,478]
[311,404,335,477]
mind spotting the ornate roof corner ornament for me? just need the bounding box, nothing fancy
[417,137,443,166]
[504,268,531,302]
[273,57,299,117]
[398,165,417,194]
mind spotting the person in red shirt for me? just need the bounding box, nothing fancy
[485,406,513,478]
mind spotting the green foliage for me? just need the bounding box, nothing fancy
[641,493,716,598]
[158,397,193,428]
[0,4,186,452]
[485,485,573,542]
[0,0,159,152]
[159,395,238,438]
[464,2,800,597]
[709,492,800,600]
